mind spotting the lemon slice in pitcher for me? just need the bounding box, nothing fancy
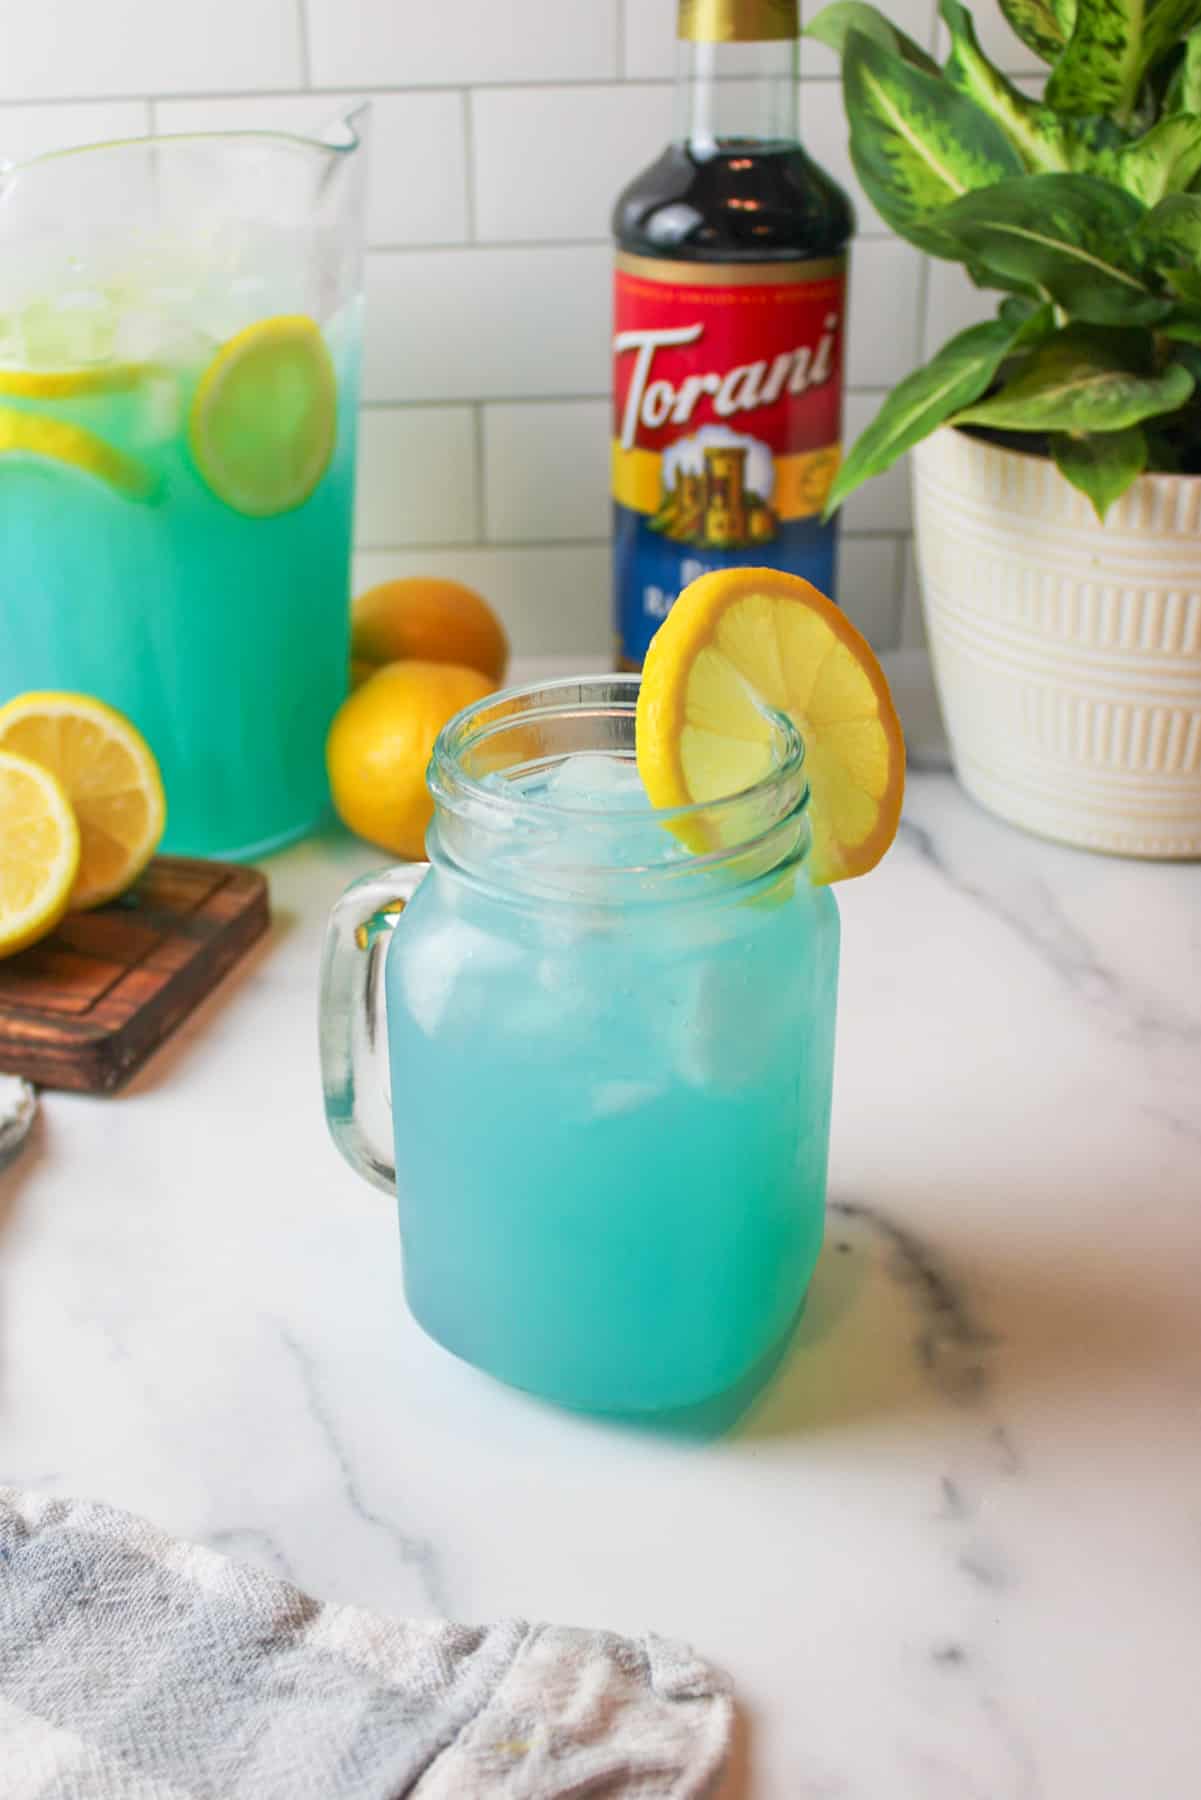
[0,750,81,957]
[636,567,904,885]
[0,405,156,500]
[189,314,337,517]
[0,364,146,399]
[0,693,166,910]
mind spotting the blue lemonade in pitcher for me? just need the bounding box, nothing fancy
[0,307,361,859]
[383,737,840,1413]
[0,123,367,859]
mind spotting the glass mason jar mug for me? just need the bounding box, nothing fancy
[320,676,840,1413]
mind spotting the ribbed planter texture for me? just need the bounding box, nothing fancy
[911,426,1201,859]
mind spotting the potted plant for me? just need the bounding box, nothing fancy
[813,0,1201,857]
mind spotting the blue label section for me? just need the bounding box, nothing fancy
[614,504,840,664]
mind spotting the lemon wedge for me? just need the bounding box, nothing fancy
[0,693,166,910]
[189,314,337,517]
[0,749,81,957]
[636,567,905,885]
[0,405,156,500]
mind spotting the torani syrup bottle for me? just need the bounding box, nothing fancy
[612,0,853,668]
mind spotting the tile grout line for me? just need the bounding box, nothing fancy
[295,0,313,88]
[472,404,488,542]
[0,67,1042,109]
[0,63,1044,112]
[0,74,855,109]
[460,90,477,243]
[354,529,906,556]
[912,0,942,355]
[886,536,906,652]
[360,385,897,413]
[362,227,898,253]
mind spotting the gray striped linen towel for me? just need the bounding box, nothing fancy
[0,1487,732,1798]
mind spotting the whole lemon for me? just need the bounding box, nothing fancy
[327,660,495,858]
[351,577,509,686]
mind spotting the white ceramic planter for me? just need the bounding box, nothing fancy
[911,427,1201,858]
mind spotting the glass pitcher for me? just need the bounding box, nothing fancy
[320,676,840,1414]
[0,114,367,859]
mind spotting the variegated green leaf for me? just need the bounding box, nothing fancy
[1139,189,1201,255]
[999,0,1078,61]
[805,1,940,72]
[954,326,1194,429]
[1138,0,1201,85]
[1166,341,1201,386]
[934,173,1170,322]
[1052,424,1148,515]
[1045,0,1146,122]
[824,304,1054,514]
[1001,295,1044,327]
[1056,112,1133,177]
[941,0,1071,169]
[1138,193,1201,297]
[1163,25,1201,109]
[1168,268,1201,299]
[1116,114,1201,201]
[843,31,1025,249]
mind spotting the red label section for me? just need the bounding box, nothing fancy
[613,262,846,459]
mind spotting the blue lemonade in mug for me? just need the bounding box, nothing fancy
[321,676,839,1413]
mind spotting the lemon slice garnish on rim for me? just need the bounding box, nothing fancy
[189,314,337,517]
[636,567,905,885]
[0,693,166,911]
[0,749,81,957]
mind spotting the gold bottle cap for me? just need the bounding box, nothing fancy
[678,0,799,41]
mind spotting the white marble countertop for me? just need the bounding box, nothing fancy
[3,660,1200,1797]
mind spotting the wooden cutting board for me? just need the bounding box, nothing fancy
[0,858,269,1094]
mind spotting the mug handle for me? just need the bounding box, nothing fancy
[319,864,428,1194]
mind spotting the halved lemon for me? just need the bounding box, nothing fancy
[0,405,156,501]
[0,364,146,399]
[189,314,337,517]
[636,567,904,885]
[0,693,166,910]
[0,750,81,957]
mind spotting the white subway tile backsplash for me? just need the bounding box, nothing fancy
[354,535,902,655]
[922,259,997,359]
[0,0,300,100]
[155,93,468,247]
[0,100,150,161]
[842,392,911,533]
[622,3,783,78]
[308,0,618,89]
[839,533,902,649]
[900,536,928,649]
[484,400,610,541]
[800,0,937,75]
[353,543,613,655]
[623,0,938,79]
[622,0,677,79]
[355,407,477,547]
[473,84,669,243]
[847,238,922,388]
[934,7,1045,76]
[797,79,881,234]
[363,245,611,404]
[0,5,945,654]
